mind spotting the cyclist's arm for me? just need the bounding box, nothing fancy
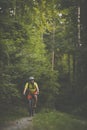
[35,83,39,94]
[23,82,28,95]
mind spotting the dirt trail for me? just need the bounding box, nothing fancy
[0,117,33,130]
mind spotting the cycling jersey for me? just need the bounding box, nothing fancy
[24,82,38,94]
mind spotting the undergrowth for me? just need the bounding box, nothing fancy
[33,110,87,130]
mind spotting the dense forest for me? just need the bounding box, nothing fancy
[0,0,87,117]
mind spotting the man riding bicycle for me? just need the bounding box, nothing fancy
[23,76,39,108]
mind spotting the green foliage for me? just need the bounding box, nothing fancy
[33,111,87,130]
[0,0,87,116]
[0,0,60,110]
[38,70,60,108]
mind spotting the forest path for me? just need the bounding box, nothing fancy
[0,117,33,130]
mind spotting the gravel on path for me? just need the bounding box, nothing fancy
[0,117,33,130]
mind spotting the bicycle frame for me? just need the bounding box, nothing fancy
[28,94,35,117]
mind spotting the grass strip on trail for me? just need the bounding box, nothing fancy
[33,111,87,130]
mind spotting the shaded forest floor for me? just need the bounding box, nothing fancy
[1,109,87,130]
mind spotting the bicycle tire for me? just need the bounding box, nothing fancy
[28,98,35,116]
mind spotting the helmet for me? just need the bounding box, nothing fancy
[29,76,34,81]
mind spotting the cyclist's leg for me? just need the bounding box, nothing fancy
[33,94,38,108]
